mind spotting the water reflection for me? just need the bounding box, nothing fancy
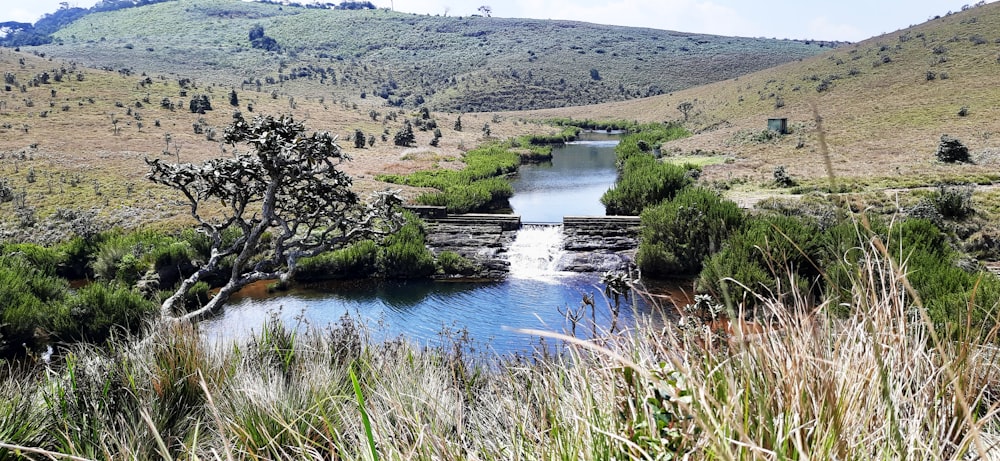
[202,274,660,355]
[509,133,619,223]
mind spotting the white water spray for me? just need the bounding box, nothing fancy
[506,225,566,279]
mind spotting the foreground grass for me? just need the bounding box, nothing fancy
[2,225,999,459]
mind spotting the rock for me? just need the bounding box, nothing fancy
[424,221,516,280]
[558,250,636,273]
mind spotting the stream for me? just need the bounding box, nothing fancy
[200,132,663,354]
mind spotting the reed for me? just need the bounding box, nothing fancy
[0,224,998,459]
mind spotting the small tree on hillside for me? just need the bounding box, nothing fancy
[478,5,492,16]
[354,129,366,148]
[936,134,970,163]
[677,101,693,121]
[147,113,402,322]
[394,120,415,146]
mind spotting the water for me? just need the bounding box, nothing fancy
[199,134,636,355]
[201,274,647,355]
[509,132,619,223]
[507,225,567,279]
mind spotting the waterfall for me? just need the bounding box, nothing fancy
[507,225,566,279]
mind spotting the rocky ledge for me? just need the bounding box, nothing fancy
[559,216,641,272]
[423,220,517,279]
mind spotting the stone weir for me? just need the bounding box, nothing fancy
[558,216,641,272]
[411,207,520,279]
[409,206,642,278]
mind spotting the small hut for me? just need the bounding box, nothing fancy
[767,118,788,134]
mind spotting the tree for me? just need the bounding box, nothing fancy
[354,128,366,148]
[147,113,402,322]
[229,89,239,107]
[478,5,492,16]
[677,101,693,121]
[394,120,415,146]
[248,24,280,52]
[936,134,970,163]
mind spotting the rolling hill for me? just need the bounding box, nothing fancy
[4,0,1000,241]
[524,2,1000,199]
[21,0,832,112]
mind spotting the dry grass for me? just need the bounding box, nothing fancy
[0,48,562,230]
[518,3,1000,193]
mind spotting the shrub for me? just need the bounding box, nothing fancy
[698,214,821,310]
[376,214,435,278]
[295,240,379,281]
[928,184,975,220]
[936,134,970,163]
[436,251,476,276]
[638,187,744,277]
[394,120,415,146]
[773,165,797,187]
[379,145,519,213]
[0,255,69,351]
[91,230,192,287]
[184,281,211,310]
[354,129,366,148]
[415,177,512,213]
[56,281,156,342]
[887,218,1000,337]
[601,155,694,215]
[0,242,66,274]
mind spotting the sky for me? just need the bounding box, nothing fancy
[2,0,991,42]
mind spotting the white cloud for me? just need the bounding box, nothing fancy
[504,0,753,35]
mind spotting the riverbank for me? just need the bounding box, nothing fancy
[5,238,998,459]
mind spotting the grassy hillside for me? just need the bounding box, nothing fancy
[0,46,559,240]
[23,0,830,112]
[525,2,1000,198]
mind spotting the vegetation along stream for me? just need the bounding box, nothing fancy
[201,132,654,354]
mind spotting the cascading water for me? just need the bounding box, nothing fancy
[506,224,566,279]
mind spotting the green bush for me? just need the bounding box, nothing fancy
[698,214,821,309]
[600,122,693,215]
[698,211,1000,336]
[56,281,156,342]
[380,144,519,213]
[601,155,694,215]
[0,255,69,351]
[295,240,379,281]
[415,177,513,213]
[184,280,211,310]
[50,236,95,279]
[887,218,999,337]
[91,230,174,285]
[436,251,476,276]
[613,123,689,169]
[377,214,436,278]
[0,242,66,274]
[637,187,744,277]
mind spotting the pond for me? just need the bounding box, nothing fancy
[199,132,662,355]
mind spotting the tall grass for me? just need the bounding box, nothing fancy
[1,224,998,459]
